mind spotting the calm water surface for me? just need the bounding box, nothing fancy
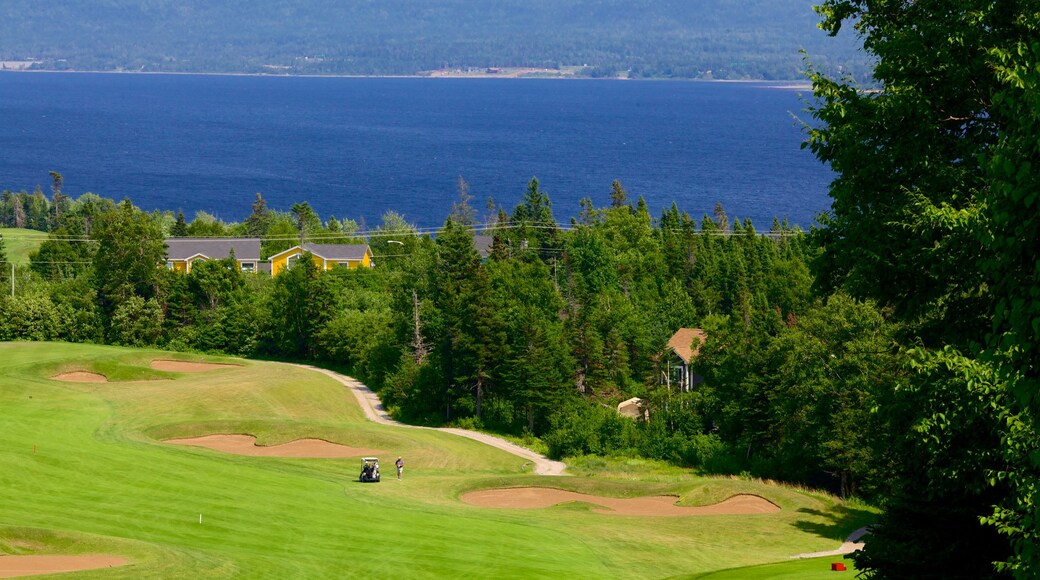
[0,73,832,229]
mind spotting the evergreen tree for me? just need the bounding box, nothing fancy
[449,176,477,227]
[290,201,322,243]
[171,211,189,237]
[431,218,486,420]
[510,178,559,262]
[49,171,66,229]
[245,192,271,237]
[609,179,629,208]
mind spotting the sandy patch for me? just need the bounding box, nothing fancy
[0,555,127,578]
[50,372,107,383]
[0,61,39,71]
[150,360,241,372]
[164,434,383,458]
[461,487,780,516]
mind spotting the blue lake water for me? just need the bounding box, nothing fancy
[0,73,832,229]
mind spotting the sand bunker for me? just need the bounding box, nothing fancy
[50,372,107,383]
[164,434,384,458]
[0,555,127,578]
[461,487,780,516]
[150,360,241,372]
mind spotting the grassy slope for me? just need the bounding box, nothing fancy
[684,556,858,579]
[0,342,875,578]
[0,227,46,265]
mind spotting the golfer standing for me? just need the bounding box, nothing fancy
[395,456,404,480]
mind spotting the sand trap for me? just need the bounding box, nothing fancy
[461,487,780,516]
[50,372,107,383]
[150,360,241,372]
[0,555,127,578]
[164,434,384,458]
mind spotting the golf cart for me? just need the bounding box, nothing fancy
[359,457,380,483]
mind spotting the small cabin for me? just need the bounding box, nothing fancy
[663,328,707,392]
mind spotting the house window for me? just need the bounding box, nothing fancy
[286,254,301,267]
[240,262,256,273]
[166,261,174,270]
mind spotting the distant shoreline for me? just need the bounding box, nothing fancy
[0,67,813,88]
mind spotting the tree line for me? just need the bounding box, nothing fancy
[3,176,898,496]
[0,0,869,80]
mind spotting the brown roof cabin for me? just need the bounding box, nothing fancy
[165,238,262,274]
[664,328,707,393]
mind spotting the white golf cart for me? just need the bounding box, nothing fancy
[359,457,380,483]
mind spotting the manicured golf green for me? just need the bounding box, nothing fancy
[685,556,858,579]
[0,342,875,578]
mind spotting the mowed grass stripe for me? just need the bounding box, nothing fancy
[0,342,875,578]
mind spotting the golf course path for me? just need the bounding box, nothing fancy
[791,527,870,559]
[298,365,568,476]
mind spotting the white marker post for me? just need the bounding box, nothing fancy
[199,513,203,524]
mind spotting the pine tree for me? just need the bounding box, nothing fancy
[609,179,629,208]
[171,211,189,237]
[245,193,271,237]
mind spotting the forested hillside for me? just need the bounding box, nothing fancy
[0,1,867,80]
[1,179,896,504]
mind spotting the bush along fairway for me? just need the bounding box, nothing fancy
[0,342,874,578]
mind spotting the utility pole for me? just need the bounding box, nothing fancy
[2,232,11,296]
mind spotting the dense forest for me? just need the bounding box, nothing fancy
[0,0,869,80]
[1,179,884,494]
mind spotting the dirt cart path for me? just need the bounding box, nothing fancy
[298,365,568,476]
[791,527,870,559]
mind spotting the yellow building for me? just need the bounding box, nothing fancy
[269,243,373,276]
[165,238,262,273]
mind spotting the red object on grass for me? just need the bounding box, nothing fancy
[831,562,847,571]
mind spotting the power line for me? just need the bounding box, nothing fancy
[1,221,802,244]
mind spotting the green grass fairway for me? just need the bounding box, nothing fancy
[0,227,47,265]
[0,342,876,578]
[684,556,858,579]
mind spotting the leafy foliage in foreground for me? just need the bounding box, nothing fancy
[806,0,1040,577]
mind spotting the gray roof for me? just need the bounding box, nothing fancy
[474,235,494,258]
[165,238,261,262]
[300,243,371,261]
